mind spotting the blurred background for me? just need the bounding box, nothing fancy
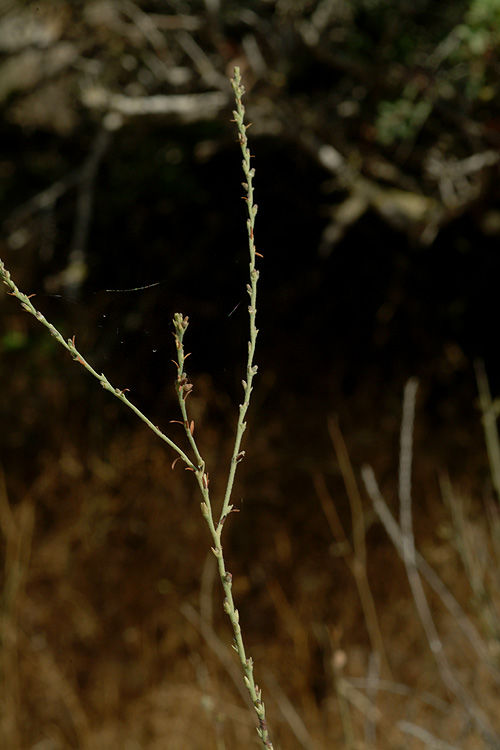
[1,1,500,747]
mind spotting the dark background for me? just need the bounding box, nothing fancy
[1,2,499,748]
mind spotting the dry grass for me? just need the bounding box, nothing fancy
[1,368,499,748]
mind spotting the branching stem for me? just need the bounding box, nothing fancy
[0,66,273,750]
[172,68,273,749]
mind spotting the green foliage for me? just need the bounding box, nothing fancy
[454,0,500,61]
[374,0,500,144]
[376,93,432,146]
[467,0,500,27]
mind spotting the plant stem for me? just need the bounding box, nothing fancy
[220,67,260,525]
[171,68,273,749]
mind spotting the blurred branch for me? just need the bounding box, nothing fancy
[6,124,111,294]
[364,653,380,748]
[180,602,251,709]
[363,397,499,750]
[262,671,313,750]
[397,721,459,750]
[426,150,499,209]
[475,359,500,504]
[360,464,500,683]
[58,126,112,296]
[7,170,82,225]
[81,88,229,121]
[315,417,391,677]
[176,30,228,90]
[440,475,500,643]
[3,0,499,247]
[347,676,449,712]
[71,127,111,260]
[120,0,170,54]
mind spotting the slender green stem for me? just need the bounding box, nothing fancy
[220,68,260,526]
[172,323,273,750]
[172,312,205,471]
[172,68,273,749]
[0,260,195,470]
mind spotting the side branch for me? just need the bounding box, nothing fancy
[0,259,195,470]
[221,67,260,525]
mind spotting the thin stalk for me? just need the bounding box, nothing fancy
[171,68,273,749]
[327,417,390,677]
[220,67,260,525]
[172,312,205,471]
